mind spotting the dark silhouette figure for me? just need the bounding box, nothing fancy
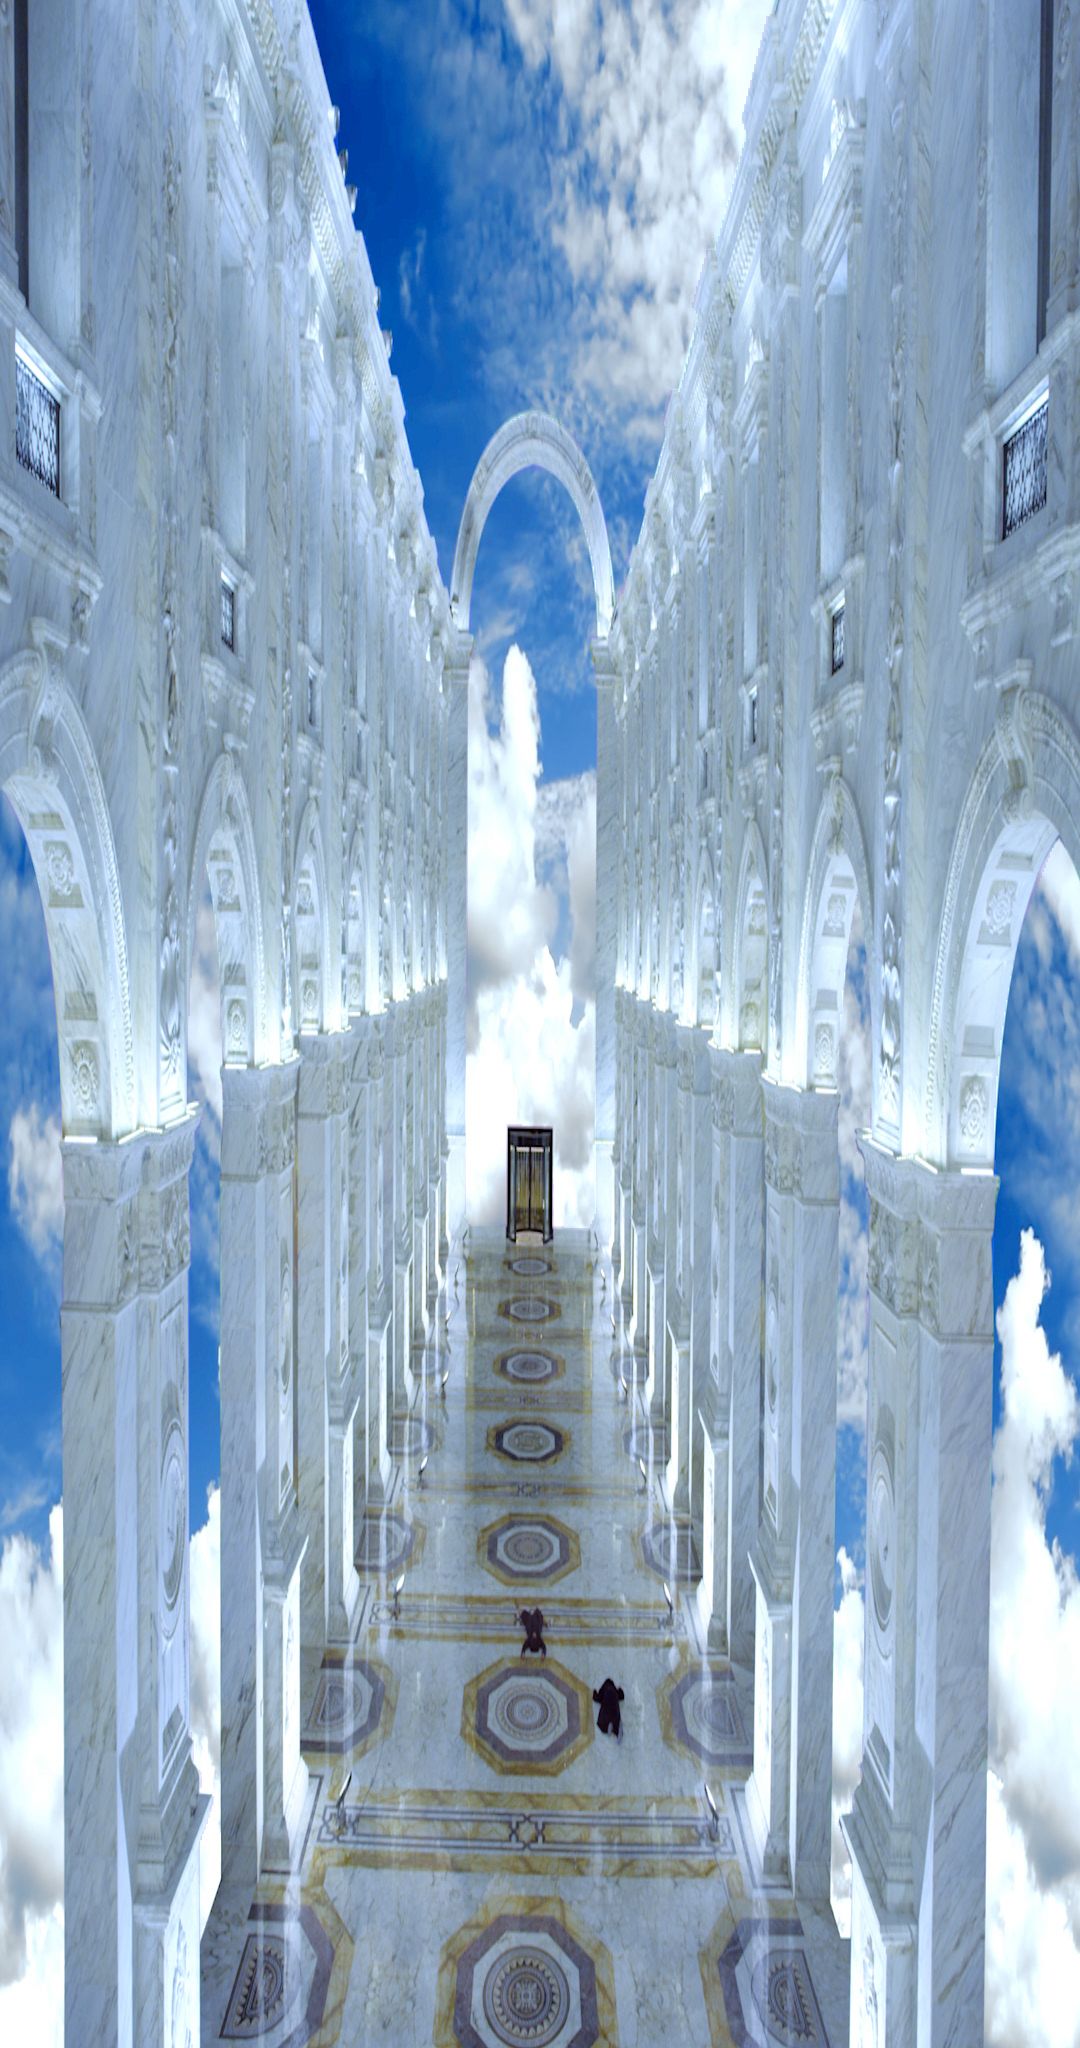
[593,1677,624,1737]
[518,1607,547,1657]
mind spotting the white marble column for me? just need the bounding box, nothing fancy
[347,1022,371,1522]
[717,1048,763,1669]
[845,1147,998,2048]
[296,1030,359,1663]
[445,632,471,1234]
[747,1080,838,1900]
[668,1030,711,1518]
[61,1125,208,2048]
[219,1060,308,1885]
[365,1024,393,1500]
[646,1020,673,1429]
[593,639,617,1243]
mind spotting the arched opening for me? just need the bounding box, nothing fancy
[694,860,719,1031]
[453,416,611,1232]
[0,787,65,2014]
[733,836,768,1052]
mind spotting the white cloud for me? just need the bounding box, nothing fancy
[467,645,596,1226]
[0,1506,63,1997]
[831,1545,865,1937]
[501,0,771,433]
[7,1104,62,1263]
[1037,840,1080,974]
[0,1483,221,2032]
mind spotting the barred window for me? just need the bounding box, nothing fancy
[1002,397,1048,539]
[831,602,846,675]
[15,350,60,496]
[220,577,236,651]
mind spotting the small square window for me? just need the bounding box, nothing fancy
[220,578,236,651]
[831,602,846,675]
[15,350,60,497]
[1002,397,1048,539]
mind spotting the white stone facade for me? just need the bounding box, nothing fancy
[2,0,1078,2041]
[0,2,449,2041]
[610,0,1080,2042]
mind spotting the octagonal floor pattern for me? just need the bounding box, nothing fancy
[201,1227,848,2047]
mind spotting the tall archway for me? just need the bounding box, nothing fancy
[450,412,614,642]
[448,413,615,1237]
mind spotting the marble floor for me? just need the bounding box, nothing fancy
[201,1227,849,2047]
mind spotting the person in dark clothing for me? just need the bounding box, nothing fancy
[593,1677,624,1737]
[518,1606,547,1657]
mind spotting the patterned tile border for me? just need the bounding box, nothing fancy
[434,1895,618,2048]
[462,1655,594,1776]
[479,1513,581,1588]
[368,1590,676,1648]
[313,1783,736,1878]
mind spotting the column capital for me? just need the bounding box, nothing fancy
[220,1058,299,1178]
[860,1139,999,1337]
[762,1079,838,1203]
[297,1028,350,1116]
[711,1044,763,1136]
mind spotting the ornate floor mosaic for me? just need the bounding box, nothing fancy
[390,1411,435,1459]
[493,1346,565,1385]
[435,1897,618,2048]
[479,1513,581,1587]
[488,1419,568,1465]
[505,1254,555,1277]
[313,1784,735,1875]
[658,1658,753,1770]
[215,1893,350,2048]
[463,1657,593,1775]
[301,1649,396,1760]
[498,1295,563,1325]
[701,1911,833,2048]
[639,1516,701,1584]
[354,1508,421,1576]
[623,1422,670,1464]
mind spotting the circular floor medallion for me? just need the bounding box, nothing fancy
[480,1513,580,1588]
[489,1420,567,1465]
[355,1510,416,1574]
[641,1517,700,1584]
[508,1255,553,1277]
[506,1297,557,1324]
[495,1348,563,1385]
[390,1413,433,1459]
[660,1662,753,1770]
[463,1658,593,1775]
[483,1945,571,2047]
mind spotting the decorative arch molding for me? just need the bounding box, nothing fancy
[731,819,769,1053]
[794,774,875,1091]
[450,412,615,640]
[926,688,1080,1166]
[293,797,333,1035]
[344,825,370,1017]
[0,632,134,1137]
[186,751,268,1069]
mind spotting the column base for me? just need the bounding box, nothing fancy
[133,1789,210,2048]
[746,1545,793,1885]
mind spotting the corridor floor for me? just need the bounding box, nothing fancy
[201,1227,848,2046]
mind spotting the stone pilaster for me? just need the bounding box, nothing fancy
[444,632,471,1236]
[296,1030,359,1666]
[845,1144,998,2048]
[748,1079,838,1899]
[718,1048,764,1668]
[593,638,617,1242]
[61,1123,206,2048]
[218,1059,308,1885]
